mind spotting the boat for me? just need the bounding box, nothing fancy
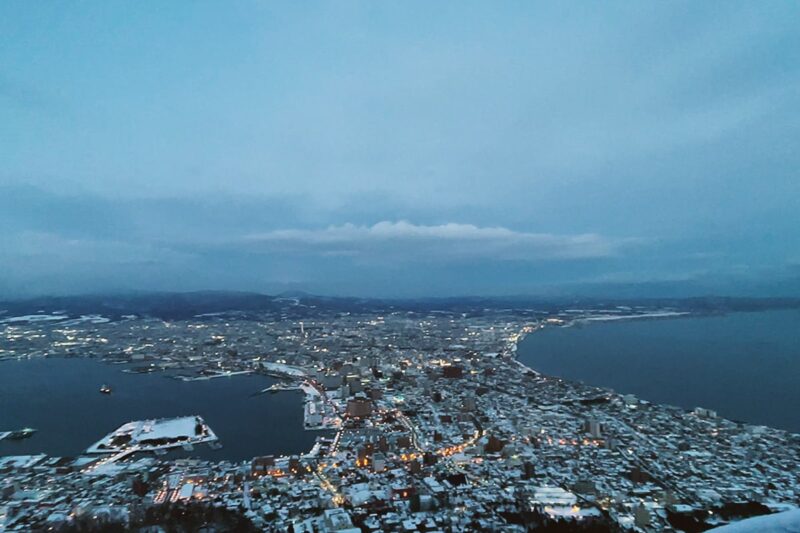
[5,427,37,440]
[99,384,112,394]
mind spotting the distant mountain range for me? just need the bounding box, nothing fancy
[1,290,799,321]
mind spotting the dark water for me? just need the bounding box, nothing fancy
[0,358,318,461]
[518,310,800,433]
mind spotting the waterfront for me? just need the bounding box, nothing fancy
[1,305,799,531]
[518,309,800,433]
[0,358,317,461]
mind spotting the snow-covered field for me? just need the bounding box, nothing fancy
[0,313,110,325]
[0,314,69,324]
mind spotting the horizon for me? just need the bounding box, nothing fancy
[3,286,800,306]
[2,2,799,298]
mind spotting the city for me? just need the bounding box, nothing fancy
[3,2,800,531]
[1,299,798,531]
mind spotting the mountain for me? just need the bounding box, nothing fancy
[1,291,800,321]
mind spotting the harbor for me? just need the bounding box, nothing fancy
[0,357,318,461]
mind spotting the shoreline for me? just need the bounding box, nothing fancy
[509,308,699,367]
[507,310,699,379]
[509,310,800,436]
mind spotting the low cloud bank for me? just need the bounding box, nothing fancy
[244,221,627,261]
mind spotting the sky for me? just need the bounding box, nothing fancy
[1,1,799,298]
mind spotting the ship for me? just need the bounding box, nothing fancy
[5,428,37,440]
[100,384,112,394]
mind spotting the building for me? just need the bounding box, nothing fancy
[346,397,372,418]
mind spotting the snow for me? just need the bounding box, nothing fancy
[0,314,68,324]
[86,416,217,454]
[59,314,110,325]
[577,311,690,323]
[532,486,577,506]
[0,313,110,325]
[262,362,307,377]
[178,483,195,500]
[141,417,198,441]
[0,455,47,469]
[708,509,800,532]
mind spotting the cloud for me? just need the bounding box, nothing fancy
[0,1,797,299]
[0,75,59,114]
[0,230,207,298]
[0,231,195,266]
[243,221,627,262]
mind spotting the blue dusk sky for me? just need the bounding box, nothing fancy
[1,1,799,298]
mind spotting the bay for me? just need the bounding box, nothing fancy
[517,310,800,433]
[0,358,317,461]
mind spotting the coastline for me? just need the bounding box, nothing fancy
[506,310,690,367]
[509,309,800,435]
[508,309,697,371]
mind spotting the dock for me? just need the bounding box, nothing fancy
[251,383,300,396]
